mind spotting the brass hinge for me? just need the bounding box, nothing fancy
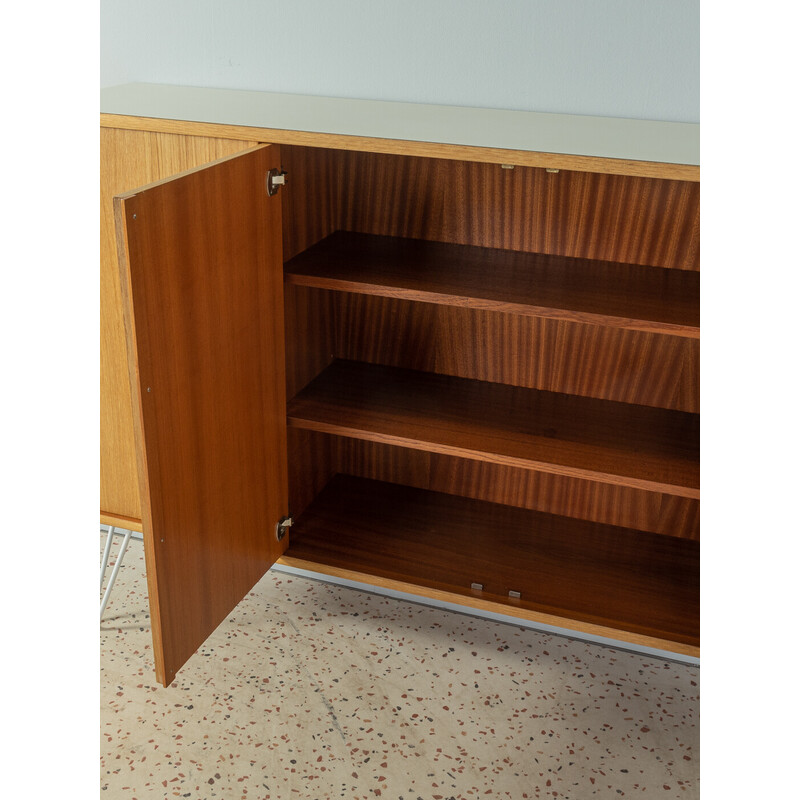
[276,516,293,541]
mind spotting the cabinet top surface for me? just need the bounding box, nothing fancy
[100,83,699,167]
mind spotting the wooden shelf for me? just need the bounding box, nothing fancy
[285,232,700,337]
[282,475,700,652]
[287,360,700,499]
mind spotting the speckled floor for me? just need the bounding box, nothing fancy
[100,532,699,799]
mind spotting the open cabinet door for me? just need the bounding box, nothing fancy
[114,145,289,686]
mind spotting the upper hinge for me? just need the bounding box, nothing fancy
[267,168,288,196]
[276,515,293,541]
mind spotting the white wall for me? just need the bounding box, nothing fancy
[100,0,698,123]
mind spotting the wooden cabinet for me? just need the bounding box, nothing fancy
[100,128,260,526]
[102,85,700,687]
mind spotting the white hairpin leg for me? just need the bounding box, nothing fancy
[100,527,133,620]
[100,525,116,593]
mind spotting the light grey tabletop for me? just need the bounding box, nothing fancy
[101,83,699,167]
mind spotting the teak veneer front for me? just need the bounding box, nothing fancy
[102,85,700,685]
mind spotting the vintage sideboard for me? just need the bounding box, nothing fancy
[100,84,699,686]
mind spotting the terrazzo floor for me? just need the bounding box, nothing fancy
[100,532,699,799]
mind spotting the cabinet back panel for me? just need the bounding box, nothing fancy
[287,428,338,522]
[281,148,700,412]
[331,293,698,413]
[280,146,340,260]
[331,150,699,270]
[333,437,698,540]
[284,285,337,400]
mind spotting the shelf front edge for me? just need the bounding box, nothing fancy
[285,272,700,339]
[286,417,701,500]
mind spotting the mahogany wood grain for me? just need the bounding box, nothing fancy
[101,127,258,524]
[115,145,289,686]
[287,428,338,522]
[284,475,699,648]
[286,232,699,337]
[280,145,340,261]
[332,293,438,375]
[283,286,336,400]
[278,147,344,400]
[334,436,433,491]
[330,294,699,412]
[334,437,699,540]
[287,360,699,498]
[334,151,699,269]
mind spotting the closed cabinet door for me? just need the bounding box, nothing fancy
[114,145,289,686]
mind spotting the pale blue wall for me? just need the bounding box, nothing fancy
[100,0,698,122]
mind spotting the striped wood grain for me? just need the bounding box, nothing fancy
[284,475,699,649]
[328,292,699,412]
[285,232,700,337]
[333,436,699,540]
[333,150,699,269]
[287,361,699,499]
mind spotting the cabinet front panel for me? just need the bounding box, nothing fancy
[100,128,258,523]
[115,145,288,686]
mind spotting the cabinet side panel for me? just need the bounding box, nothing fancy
[101,128,258,523]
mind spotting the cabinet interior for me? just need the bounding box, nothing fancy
[278,144,700,653]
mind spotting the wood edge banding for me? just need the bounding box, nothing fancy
[114,194,172,687]
[285,273,700,339]
[100,512,144,533]
[286,418,701,500]
[100,114,699,182]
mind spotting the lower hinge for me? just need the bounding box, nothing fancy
[276,516,293,541]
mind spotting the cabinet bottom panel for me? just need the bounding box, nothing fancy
[282,474,699,656]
